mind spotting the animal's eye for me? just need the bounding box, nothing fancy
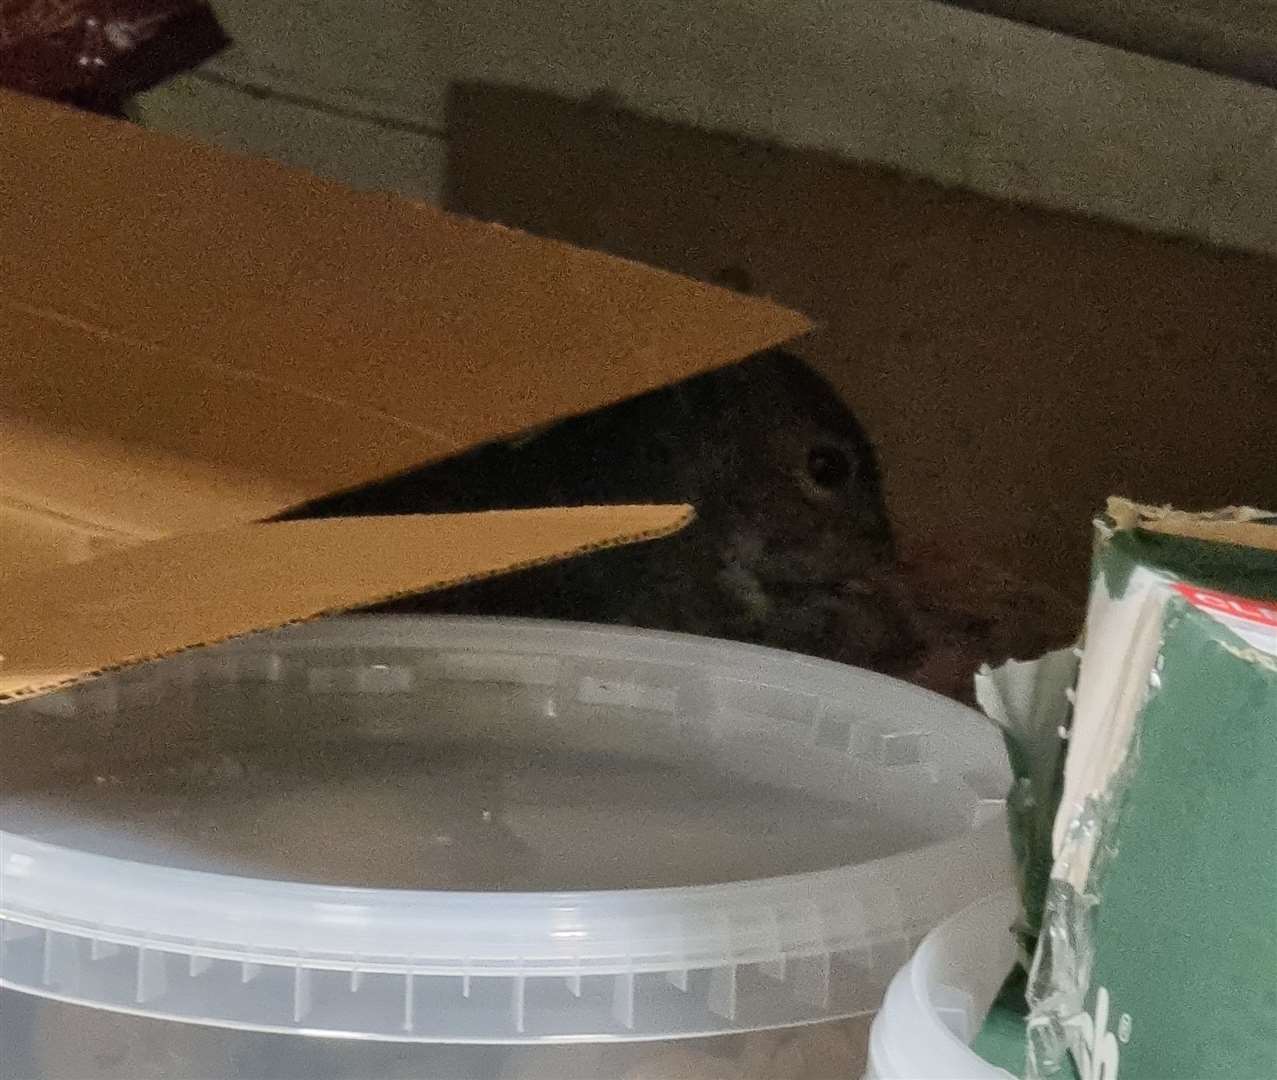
[806,445,853,489]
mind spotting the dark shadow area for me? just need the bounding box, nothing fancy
[442,79,1277,599]
[936,0,1277,91]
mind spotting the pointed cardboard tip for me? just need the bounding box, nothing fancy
[0,505,693,703]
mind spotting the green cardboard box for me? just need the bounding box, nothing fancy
[1026,500,1277,1080]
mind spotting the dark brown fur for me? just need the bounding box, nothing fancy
[284,350,921,671]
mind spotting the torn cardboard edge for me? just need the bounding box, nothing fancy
[1046,501,1277,869]
[974,500,1277,1077]
[1106,495,1277,552]
[0,506,694,703]
[1027,514,1277,1080]
[1047,495,1277,876]
[975,495,1276,933]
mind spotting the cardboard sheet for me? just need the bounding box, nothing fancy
[0,506,693,701]
[1107,496,1277,553]
[0,89,809,704]
[0,88,809,540]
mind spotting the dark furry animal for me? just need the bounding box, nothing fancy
[283,350,920,671]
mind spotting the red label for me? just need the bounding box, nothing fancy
[1174,584,1277,629]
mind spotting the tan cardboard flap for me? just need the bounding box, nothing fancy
[1107,497,1277,553]
[0,90,810,535]
[0,503,135,579]
[1,412,297,545]
[0,505,693,702]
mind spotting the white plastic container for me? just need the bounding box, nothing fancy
[864,890,1019,1080]
[0,617,1011,1078]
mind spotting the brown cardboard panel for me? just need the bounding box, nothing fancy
[0,505,693,702]
[0,90,810,528]
[0,504,134,579]
[1,412,296,553]
[1107,497,1277,553]
[1145,520,1277,553]
[443,83,1277,598]
[0,304,436,525]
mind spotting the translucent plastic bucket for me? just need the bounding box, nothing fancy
[1,617,1011,1077]
[864,890,1019,1080]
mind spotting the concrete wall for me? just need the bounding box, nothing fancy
[134,0,1277,255]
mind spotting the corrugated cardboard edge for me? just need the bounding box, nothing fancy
[1106,496,1277,553]
[0,505,692,704]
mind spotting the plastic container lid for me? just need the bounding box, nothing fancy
[0,617,1011,1042]
[864,890,1019,1080]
